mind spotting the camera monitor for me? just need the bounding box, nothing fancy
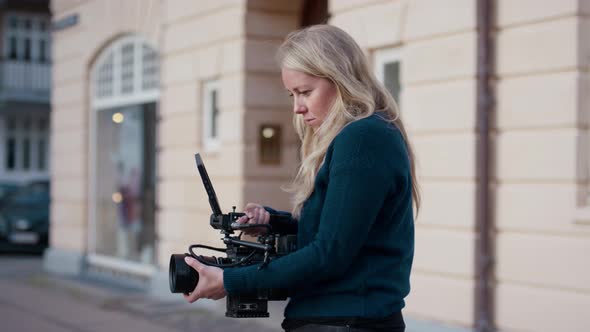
[194,153,223,217]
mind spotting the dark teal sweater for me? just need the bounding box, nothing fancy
[223,113,415,319]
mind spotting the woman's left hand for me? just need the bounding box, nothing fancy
[183,256,227,303]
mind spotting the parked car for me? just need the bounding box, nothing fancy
[0,181,50,253]
[0,182,20,206]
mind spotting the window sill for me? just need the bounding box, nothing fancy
[202,139,220,153]
[573,206,590,225]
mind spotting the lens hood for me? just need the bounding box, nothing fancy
[169,254,198,294]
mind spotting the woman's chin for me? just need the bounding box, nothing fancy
[306,119,321,129]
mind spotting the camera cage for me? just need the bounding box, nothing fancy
[166,153,298,318]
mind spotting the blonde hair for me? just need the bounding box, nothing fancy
[278,25,420,218]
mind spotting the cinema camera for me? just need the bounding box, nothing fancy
[169,154,297,318]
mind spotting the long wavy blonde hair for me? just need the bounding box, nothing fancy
[278,25,420,218]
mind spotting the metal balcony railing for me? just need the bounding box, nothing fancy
[0,60,51,103]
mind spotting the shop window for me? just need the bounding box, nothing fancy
[90,35,159,266]
[202,80,220,151]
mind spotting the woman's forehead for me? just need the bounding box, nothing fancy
[282,68,322,86]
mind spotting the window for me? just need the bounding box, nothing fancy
[141,45,158,90]
[3,13,51,63]
[22,138,30,170]
[202,80,220,151]
[90,36,160,265]
[7,117,15,130]
[96,54,114,98]
[91,36,159,109]
[120,43,135,94]
[3,116,49,174]
[37,139,46,170]
[6,138,16,170]
[5,117,16,170]
[24,38,31,61]
[37,118,48,171]
[374,48,402,107]
[9,36,17,59]
[39,39,47,62]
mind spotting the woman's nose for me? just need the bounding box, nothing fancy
[293,99,306,114]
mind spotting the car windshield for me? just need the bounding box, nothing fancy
[0,183,19,200]
[4,182,50,206]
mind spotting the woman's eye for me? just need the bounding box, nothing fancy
[287,92,293,97]
[300,90,310,96]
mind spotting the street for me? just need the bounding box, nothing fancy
[0,255,277,332]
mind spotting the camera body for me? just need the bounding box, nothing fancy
[170,208,297,318]
[168,154,297,318]
[216,210,297,318]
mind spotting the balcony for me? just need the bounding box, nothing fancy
[0,60,50,104]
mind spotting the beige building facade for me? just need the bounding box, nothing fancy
[46,1,590,331]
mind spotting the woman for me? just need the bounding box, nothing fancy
[182,25,420,332]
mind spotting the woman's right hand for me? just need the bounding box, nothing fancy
[236,203,270,236]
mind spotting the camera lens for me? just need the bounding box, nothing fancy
[169,254,199,294]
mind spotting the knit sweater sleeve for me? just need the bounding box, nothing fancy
[223,121,407,293]
[263,206,298,235]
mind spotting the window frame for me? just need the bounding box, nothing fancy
[90,35,159,110]
[88,35,160,270]
[373,48,402,107]
[1,115,49,178]
[3,12,51,63]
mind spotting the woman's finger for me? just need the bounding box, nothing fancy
[184,290,200,303]
[184,256,205,273]
[244,203,259,216]
[263,210,270,224]
[244,202,258,210]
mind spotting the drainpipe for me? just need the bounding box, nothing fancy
[475,0,495,332]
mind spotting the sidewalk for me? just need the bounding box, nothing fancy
[0,255,471,332]
[0,255,276,332]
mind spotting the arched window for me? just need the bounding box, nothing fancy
[91,36,159,109]
[89,35,159,270]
